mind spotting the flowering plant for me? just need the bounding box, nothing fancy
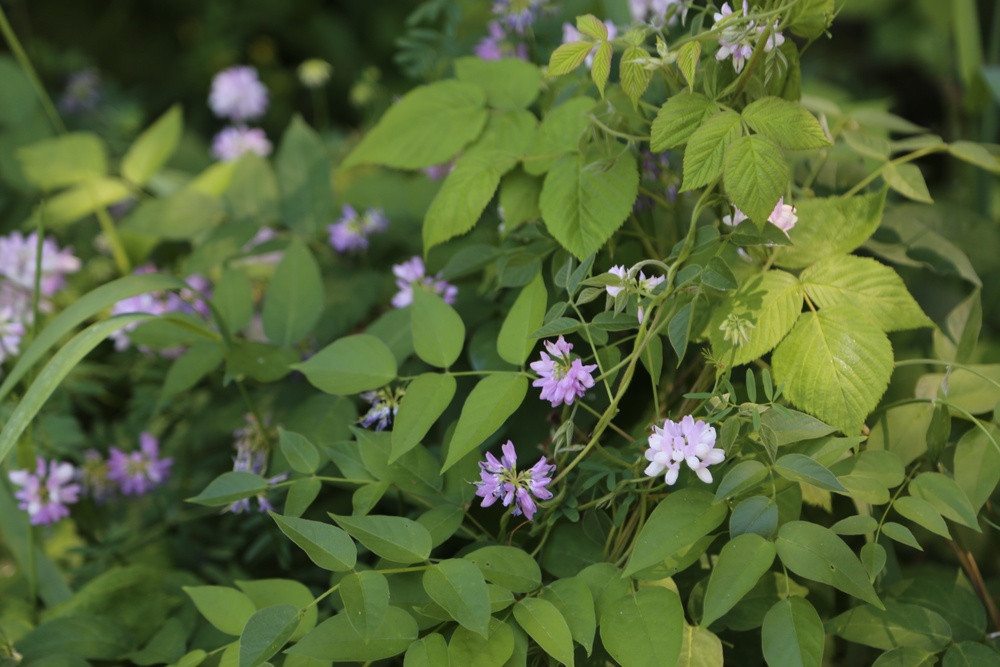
[1,1,1000,666]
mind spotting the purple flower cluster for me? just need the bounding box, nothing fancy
[476,1,547,62]
[0,231,81,366]
[208,66,272,161]
[530,336,598,407]
[629,0,686,26]
[229,414,287,514]
[714,1,785,73]
[327,205,389,254]
[391,257,458,309]
[109,265,212,353]
[474,440,555,521]
[644,415,726,485]
[58,68,102,115]
[359,386,404,432]
[8,434,171,525]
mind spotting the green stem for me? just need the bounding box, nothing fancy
[0,5,65,135]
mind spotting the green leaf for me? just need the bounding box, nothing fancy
[761,598,824,667]
[676,42,701,92]
[774,454,846,493]
[953,424,1000,513]
[294,334,397,395]
[418,505,465,548]
[548,41,596,77]
[742,97,830,150]
[287,607,417,661]
[424,559,491,637]
[269,513,357,571]
[187,471,267,507]
[14,616,133,662]
[844,130,891,160]
[676,624,723,667]
[730,496,778,538]
[404,633,450,667]
[122,189,224,241]
[915,365,1000,415]
[621,46,653,109]
[772,305,893,436]
[183,586,256,636]
[787,0,834,38]
[261,239,324,347]
[235,578,317,641]
[448,618,515,667]
[540,150,638,260]
[423,152,505,250]
[650,92,717,151]
[831,515,879,535]
[775,190,887,270]
[881,522,923,550]
[355,427,443,496]
[577,14,608,39]
[948,141,1000,173]
[942,642,1000,667]
[681,110,742,191]
[513,598,575,667]
[591,42,613,98]
[441,374,527,471]
[238,605,298,667]
[37,176,132,227]
[624,488,728,576]
[827,601,952,651]
[224,154,279,224]
[411,289,465,368]
[331,513,432,564]
[340,571,390,641]
[701,534,777,627]
[278,428,321,474]
[499,168,542,229]
[723,134,789,226]
[600,587,684,667]
[122,105,182,185]
[908,472,981,531]
[861,542,886,581]
[498,271,548,365]
[160,341,224,401]
[211,268,254,334]
[454,57,541,109]
[715,460,769,500]
[224,341,298,384]
[285,477,320,519]
[800,255,931,332]
[775,521,882,608]
[465,545,542,594]
[344,80,488,169]
[391,373,457,461]
[883,163,932,203]
[709,269,804,368]
[275,116,334,234]
[758,408,837,447]
[872,648,936,667]
[523,97,595,175]
[894,496,951,538]
[539,578,596,655]
[18,132,106,190]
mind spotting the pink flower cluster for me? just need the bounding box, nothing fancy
[644,415,726,485]
[530,336,598,407]
[391,257,458,309]
[208,66,272,161]
[474,440,555,521]
[722,197,798,236]
[109,265,212,353]
[714,1,785,73]
[328,205,389,254]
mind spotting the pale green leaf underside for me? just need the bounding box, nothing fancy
[800,255,932,332]
[710,269,804,367]
[772,305,893,435]
[776,190,887,270]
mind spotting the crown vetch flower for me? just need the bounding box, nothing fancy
[0,230,81,298]
[229,413,287,513]
[59,68,102,115]
[107,432,173,496]
[714,1,784,73]
[474,440,555,520]
[391,256,458,309]
[0,303,26,365]
[630,0,686,25]
[359,386,405,432]
[644,415,725,485]
[9,458,82,525]
[212,126,272,161]
[209,66,269,122]
[328,205,389,253]
[530,336,599,407]
[768,197,798,234]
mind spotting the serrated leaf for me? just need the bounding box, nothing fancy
[709,269,804,368]
[742,97,831,150]
[883,163,933,203]
[441,373,527,471]
[681,110,742,191]
[548,41,597,77]
[620,46,652,109]
[800,255,932,332]
[343,80,487,169]
[523,97,595,175]
[540,150,638,260]
[723,134,789,226]
[775,190,887,269]
[590,41,613,98]
[422,153,504,250]
[576,14,608,40]
[651,93,717,151]
[772,305,893,436]
[775,521,882,608]
[677,41,701,91]
[454,57,541,110]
